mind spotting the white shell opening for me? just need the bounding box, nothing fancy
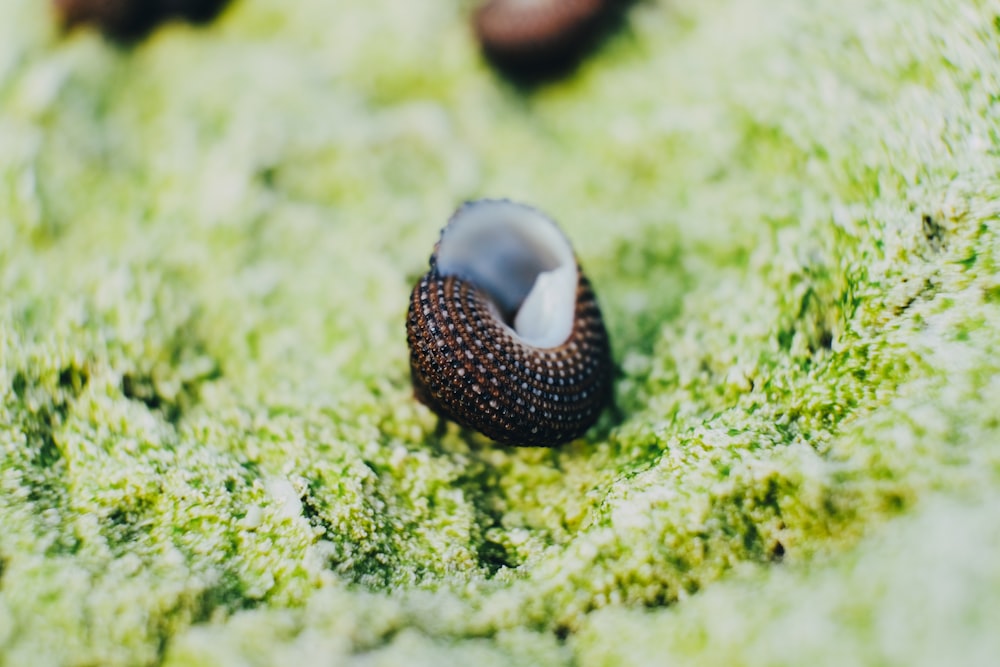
[435,200,577,349]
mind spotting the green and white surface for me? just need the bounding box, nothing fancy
[1,0,998,664]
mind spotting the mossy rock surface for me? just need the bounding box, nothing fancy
[1,0,999,665]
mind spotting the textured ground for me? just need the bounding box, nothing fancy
[1,0,999,665]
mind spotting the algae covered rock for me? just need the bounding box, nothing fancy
[1,0,999,665]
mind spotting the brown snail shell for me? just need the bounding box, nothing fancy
[53,0,153,39]
[406,199,612,447]
[52,0,229,41]
[472,0,619,77]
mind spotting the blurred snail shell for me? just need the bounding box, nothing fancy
[53,0,153,38]
[52,0,229,41]
[406,199,612,447]
[472,0,619,76]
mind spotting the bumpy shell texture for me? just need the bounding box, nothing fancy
[406,199,612,447]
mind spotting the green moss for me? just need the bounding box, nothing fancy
[574,492,1000,667]
[1,0,999,664]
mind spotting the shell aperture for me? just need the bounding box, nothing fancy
[434,199,577,348]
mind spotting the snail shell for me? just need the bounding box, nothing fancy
[53,0,228,41]
[53,0,153,38]
[406,199,612,447]
[472,0,617,76]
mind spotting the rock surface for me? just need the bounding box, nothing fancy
[1,0,998,664]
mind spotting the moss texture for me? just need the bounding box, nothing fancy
[1,0,999,664]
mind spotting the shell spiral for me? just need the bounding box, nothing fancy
[406,200,612,447]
